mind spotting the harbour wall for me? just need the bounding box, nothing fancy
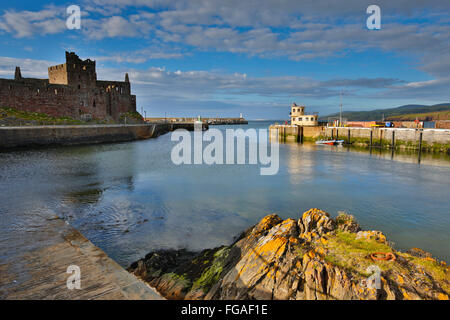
[144,117,248,125]
[0,122,206,149]
[269,125,450,153]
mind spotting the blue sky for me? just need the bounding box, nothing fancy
[0,0,449,119]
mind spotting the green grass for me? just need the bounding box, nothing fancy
[397,253,450,293]
[321,231,394,276]
[119,111,144,123]
[0,106,86,125]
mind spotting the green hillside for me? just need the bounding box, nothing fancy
[387,110,450,121]
[321,103,450,121]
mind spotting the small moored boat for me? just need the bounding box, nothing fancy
[315,139,344,146]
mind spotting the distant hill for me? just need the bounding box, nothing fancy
[321,103,450,121]
[387,110,450,121]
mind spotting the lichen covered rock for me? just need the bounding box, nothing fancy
[298,208,335,236]
[128,209,449,300]
[356,230,387,243]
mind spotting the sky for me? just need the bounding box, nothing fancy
[0,0,449,120]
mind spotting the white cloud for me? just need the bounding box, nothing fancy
[0,0,449,108]
[82,15,152,39]
[0,57,55,78]
[0,8,66,38]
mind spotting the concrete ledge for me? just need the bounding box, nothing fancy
[0,217,164,300]
[0,122,207,149]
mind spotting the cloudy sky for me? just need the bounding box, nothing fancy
[0,0,449,119]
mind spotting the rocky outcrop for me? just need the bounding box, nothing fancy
[128,208,450,300]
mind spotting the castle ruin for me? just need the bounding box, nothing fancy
[0,52,136,121]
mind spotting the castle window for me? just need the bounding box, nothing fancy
[83,66,86,71]
[93,100,96,108]
[299,117,302,121]
[78,85,81,89]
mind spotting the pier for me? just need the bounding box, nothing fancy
[0,217,163,300]
[144,117,248,125]
[269,124,450,153]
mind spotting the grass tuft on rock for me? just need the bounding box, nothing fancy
[322,231,393,276]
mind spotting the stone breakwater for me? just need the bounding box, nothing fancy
[0,122,207,149]
[128,209,450,300]
[269,125,450,153]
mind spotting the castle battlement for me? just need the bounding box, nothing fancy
[0,52,136,121]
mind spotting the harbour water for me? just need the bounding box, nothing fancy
[0,121,449,267]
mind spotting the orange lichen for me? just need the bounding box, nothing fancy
[254,237,287,259]
[438,293,449,300]
[423,257,436,262]
[401,289,412,300]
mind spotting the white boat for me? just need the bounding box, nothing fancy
[315,139,344,146]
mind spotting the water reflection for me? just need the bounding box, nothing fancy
[1,121,449,267]
[286,143,316,185]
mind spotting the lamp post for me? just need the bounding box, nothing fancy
[339,90,343,127]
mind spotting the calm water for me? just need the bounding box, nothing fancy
[0,121,449,266]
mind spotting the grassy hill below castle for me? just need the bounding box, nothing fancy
[0,107,144,126]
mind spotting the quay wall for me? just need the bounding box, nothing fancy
[144,117,248,125]
[269,124,450,153]
[0,122,204,149]
[325,127,450,150]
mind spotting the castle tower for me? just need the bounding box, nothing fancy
[125,73,129,83]
[48,51,97,88]
[14,67,22,80]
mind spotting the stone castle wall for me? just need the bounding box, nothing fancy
[0,52,136,121]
